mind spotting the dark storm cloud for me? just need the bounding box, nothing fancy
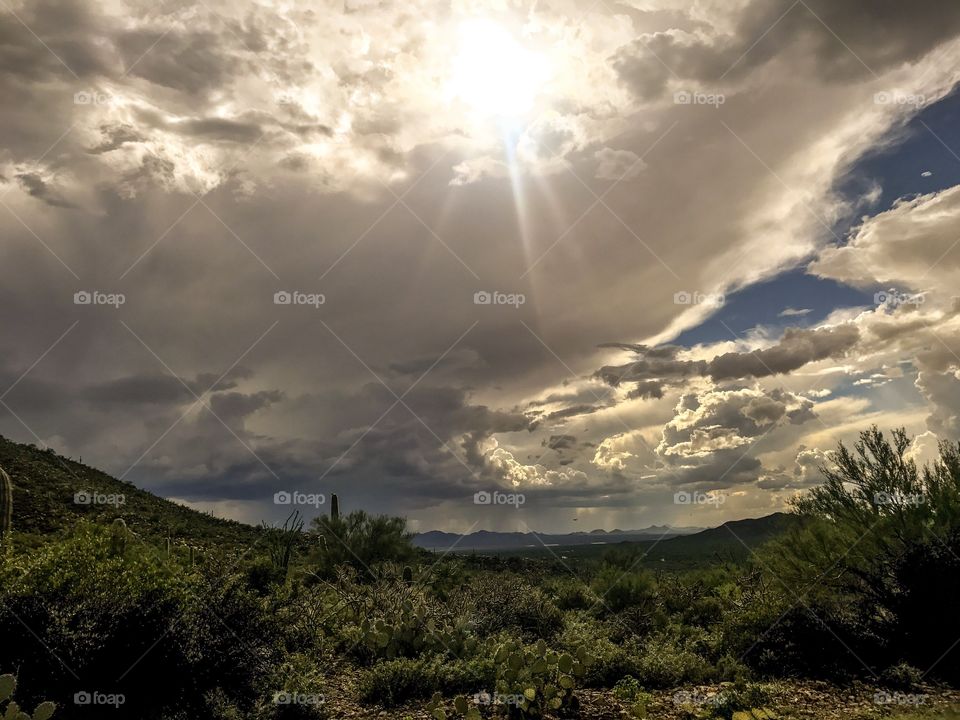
[544,434,576,450]
[597,325,859,396]
[177,118,264,144]
[115,29,237,95]
[14,173,76,208]
[613,0,960,100]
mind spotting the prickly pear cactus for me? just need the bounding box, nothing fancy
[494,639,591,718]
[0,467,12,549]
[0,673,57,719]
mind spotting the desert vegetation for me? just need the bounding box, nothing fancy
[1,428,960,719]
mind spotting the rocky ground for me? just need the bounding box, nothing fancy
[321,680,960,719]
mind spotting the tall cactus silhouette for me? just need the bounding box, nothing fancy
[0,467,12,550]
[330,493,340,520]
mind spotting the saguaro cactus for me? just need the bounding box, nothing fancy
[330,493,340,520]
[0,468,12,549]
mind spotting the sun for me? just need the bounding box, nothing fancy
[448,19,551,118]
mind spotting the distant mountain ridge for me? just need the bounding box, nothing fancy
[414,513,801,554]
[413,524,705,551]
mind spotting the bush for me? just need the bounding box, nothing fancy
[760,427,960,681]
[0,523,281,719]
[591,566,657,614]
[358,655,496,707]
[465,574,564,641]
[632,635,714,688]
[308,511,415,579]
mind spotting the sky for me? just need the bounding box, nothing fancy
[3,0,960,534]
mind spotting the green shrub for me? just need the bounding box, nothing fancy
[880,662,923,691]
[0,523,281,718]
[308,511,415,578]
[465,574,564,641]
[358,655,496,707]
[591,566,657,614]
[760,427,960,680]
[324,566,476,663]
[632,635,714,688]
[544,577,595,611]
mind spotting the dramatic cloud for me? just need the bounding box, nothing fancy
[2,0,960,531]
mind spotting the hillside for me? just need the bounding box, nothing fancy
[0,434,262,550]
